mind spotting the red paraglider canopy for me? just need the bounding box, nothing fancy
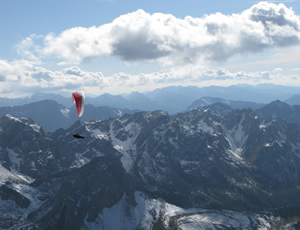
[72,91,85,117]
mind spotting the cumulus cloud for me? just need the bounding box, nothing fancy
[4,2,300,97]
[272,67,283,73]
[0,60,107,95]
[1,58,299,97]
[17,2,300,66]
[15,34,43,62]
[0,59,35,82]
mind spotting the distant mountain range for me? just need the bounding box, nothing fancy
[187,97,265,111]
[1,94,299,132]
[285,95,300,105]
[1,84,300,114]
[0,100,138,132]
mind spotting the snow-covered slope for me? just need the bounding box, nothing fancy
[83,191,286,230]
[1,104,300,229]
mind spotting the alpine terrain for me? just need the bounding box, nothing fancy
[0,101,300,229]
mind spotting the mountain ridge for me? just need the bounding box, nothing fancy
[0,104,300,228]
[1,99,300,228]
[1,84,300,114]
[0,100,138,132]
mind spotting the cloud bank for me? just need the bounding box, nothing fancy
[20,2,300,66]
[1,60,299,97]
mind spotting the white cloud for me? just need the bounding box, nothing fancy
[41,26,113,64]
[0,61,107,96]
[272,67,283,73]
[17,2,300,66]
[1,58,299,97]
[15,34,43,62]
[3,2,300,97]
[0,59,35,82]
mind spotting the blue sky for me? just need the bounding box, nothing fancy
[1,0,300,97]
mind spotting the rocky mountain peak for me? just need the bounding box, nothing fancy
[1,103,300,228]
[0,114,46,148]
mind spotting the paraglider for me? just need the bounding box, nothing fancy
[72,91,85,139]
[72,91,85,117]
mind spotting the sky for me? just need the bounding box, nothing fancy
[1,0,300,97]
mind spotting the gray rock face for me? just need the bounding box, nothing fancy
[0,104,300,229]
[0,185,30,209]
[256,100,300,126]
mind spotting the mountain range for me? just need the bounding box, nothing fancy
[0,99,300,229]
[1,96,299,133]
[1,84,300,114]
[187,97,265,111]
[0,100,138,132]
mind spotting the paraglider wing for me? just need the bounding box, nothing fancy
[72,91,85,117]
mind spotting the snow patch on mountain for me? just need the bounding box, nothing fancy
[276,130,287,147]
[115,109,123,117]
[181,120,215,136]
[224,114,247,160]
[83,192,162,230]
[264,142,273,147]
[8,183,45,213]
[109,122,141,172]
[0,182,48,230]
[5,114,43,134]
[174,210,276,229]
[3,149,34,184]
[0,165,25,185]
[29,123,42,133]
[60,108,69,118]
[81,193,282,230]
[72,152,91,168]
[86,124,109,140]
[259,120,275,130]
[5,113,22,122]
